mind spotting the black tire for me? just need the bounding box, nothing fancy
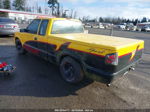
[15,39,27,55]
[60,57,84,84]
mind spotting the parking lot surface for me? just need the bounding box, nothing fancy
[0,29,150,109]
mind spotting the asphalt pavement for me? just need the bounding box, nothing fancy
[0,29,150,110]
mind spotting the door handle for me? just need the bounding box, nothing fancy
[34,37,38,40]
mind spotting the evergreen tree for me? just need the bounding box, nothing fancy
[126,19,131,23]
[117,17,122,24]
[48,0,59,16]
[3,0,11,9]
[13,0,26,11]
[141,17,147,23]
[133,19,139,25]
[99,17,104,22]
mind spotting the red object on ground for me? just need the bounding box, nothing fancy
[0,62,7,68]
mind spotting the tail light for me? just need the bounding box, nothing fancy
[0,25,4,28]
[105,53,118,65]
[13,25,18,28]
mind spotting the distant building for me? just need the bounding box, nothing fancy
[0,9,53,24]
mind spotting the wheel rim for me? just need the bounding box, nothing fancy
[62,62,75,82]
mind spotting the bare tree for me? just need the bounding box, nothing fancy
[73,11,77,19]
[70,9,73,18]
[62,9,69,18]
[38,7,42,13]
[0,0,3,8]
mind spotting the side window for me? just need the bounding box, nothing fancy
[38,20,49,36]
[26,19,41,34]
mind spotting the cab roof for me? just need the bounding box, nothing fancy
[36,17,80,22]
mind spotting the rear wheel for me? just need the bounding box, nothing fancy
[15,39,27,55]
[60,57,84,84]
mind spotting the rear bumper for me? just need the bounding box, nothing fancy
[84,59,141,84]
[0,29,19,35]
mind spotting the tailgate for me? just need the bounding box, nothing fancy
[116,40,144,70]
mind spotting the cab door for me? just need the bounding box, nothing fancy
[36,19,57,63]
[36,19,49,60]
[22,19,41,55]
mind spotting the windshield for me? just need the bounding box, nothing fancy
[51,20,84,34]
[0,18,15,23]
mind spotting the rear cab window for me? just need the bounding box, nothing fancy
[51,20,84,34]
[38,19,49,36]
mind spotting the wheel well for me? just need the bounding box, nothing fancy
[15,37,19,41]
[15,37,24,47]
[59,55,81,65]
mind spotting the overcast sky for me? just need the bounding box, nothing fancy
[27,0,150,19]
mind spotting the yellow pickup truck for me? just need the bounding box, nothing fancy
[14,17,144,85]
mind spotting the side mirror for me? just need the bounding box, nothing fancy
[20,29,25,32]
[20,29,29,32]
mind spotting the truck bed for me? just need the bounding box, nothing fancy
[51,33,144,57]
